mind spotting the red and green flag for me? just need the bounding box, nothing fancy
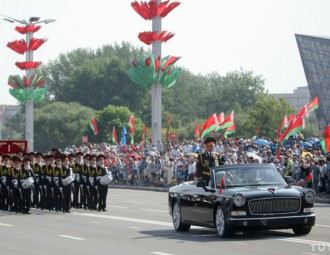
[305,172,313,186]
[320,125,330,153]
[201,113,218,138]
[256,122,261,135]
[194,123,200,139]
[112,126,117,143]
[216,110,234,131]
[128,115,135,144]
[279,116,305,142]
[307,96,319,113]
[276,115,288,137]
[224,122,236,139]
[90,117,98,135]
[141,123,148,150]
[218,176,225,195]
[295,104,309,121]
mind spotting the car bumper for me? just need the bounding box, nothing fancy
[228,214,315,229]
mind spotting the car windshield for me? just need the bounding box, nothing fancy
[213,165,286,188]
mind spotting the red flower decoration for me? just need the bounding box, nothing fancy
[138,31,174,45]
[15,25,41,34]
[7,39,27,54]
[15,61,42,70]
[29,38,47,51]
[131,0,180,20]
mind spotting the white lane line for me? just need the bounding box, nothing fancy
[150,252,173,255]
[278,237,330,246]
[230,242,250,246]
[109,205,128,209]
[89,221,100,224]
[127,200,142,203]
[302,253,319,255]
[73,212,172,227]
[59,235,85,241]
[0,223,14,227]
[140,209,168,213]
[128,227,141,230]
[315,224,330,228]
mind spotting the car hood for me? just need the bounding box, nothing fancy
[224,185,304,199]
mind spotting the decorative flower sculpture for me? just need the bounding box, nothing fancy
[131,0,180,20]
[129,55,181,89]
[7,24,48,103]
[138,31,174,45]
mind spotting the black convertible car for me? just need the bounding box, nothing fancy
[168,164,316,237]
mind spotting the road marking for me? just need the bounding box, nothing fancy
[302,253,319,255]
[73,212,173,227]
[128,227,141,230]
[89,221,100,224]
[59,235,85,241]
[278,237,330,246]
[315,224,330,228]
[140,209,168,213]
[127,200,142,203]
[150,252,173,255]
[0,223,13,227]
[230,242,250,246]
[109,205,127,209]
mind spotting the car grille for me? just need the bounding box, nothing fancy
[248,198,301,215]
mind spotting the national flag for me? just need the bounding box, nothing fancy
[90,117,98,135]
[194,123,200,138]
[112,126,117,143]
[256,122,261,134]
[141,123,148,150]
[121,125,127,145]
[224,122,236,139]
[307,96,319,113]
[128,115,135,144]
[276,115,288,137]
[216,111,234,131]
[217,112,224,124]
[295,104,309,121]
[279,116,305,142]
[320,125,330,153]
[287,113,295,125]
[305,172,313,186]
[218,176,225,195]
[201,113,218,138]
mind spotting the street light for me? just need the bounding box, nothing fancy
[3,15,55,152]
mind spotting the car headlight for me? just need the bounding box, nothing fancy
[305,190,316,203]
[233,193,245,207]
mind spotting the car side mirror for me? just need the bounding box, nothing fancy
[196,180,206,188]
[284,176,294,184]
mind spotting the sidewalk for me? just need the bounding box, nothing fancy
[109,184,330,204]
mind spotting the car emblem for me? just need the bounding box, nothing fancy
[268,187,276,194]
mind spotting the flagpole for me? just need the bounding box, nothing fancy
[151,0,162,144]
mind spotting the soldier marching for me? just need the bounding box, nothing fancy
[0,150,112,214]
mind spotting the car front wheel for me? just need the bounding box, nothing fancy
[292,226,312,235]
[215,206,234,237]
[172,201,190,232]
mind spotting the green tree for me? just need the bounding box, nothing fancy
[34,102,95,151]
[239,93,295,138]
[85,105,144,144]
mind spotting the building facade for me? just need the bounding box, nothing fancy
[295,34,330,130]
[0,104,20,140]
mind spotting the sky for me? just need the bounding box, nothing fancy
[1,0,330,105]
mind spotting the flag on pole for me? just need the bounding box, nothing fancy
[166,113,171,140]
[276,115,288,137]
[307,96,319,113]
[279,116,305,142]
[295,104,309,120]
[128,115,135,144]
[201,113,218,138]
[224,122,236,139]
[121,125,127,145]
[194,123,200,139]
[256,122,261,135]
[320,125,330,153]
[218,176,225,195]
[90,117,98,135]
[216,111,234,131]
[112,126,117,143]
[217,112,224,124]
[142,123,148,150]
[287,113,295,125]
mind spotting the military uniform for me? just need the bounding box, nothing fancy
[88,156,98,210]
[72,152,83,208]
[196,137,220,185]
[96,154,108,211]
[20,158,34,214]
[60,155,73,213]
[1,155,11,211]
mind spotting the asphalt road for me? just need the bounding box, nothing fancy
[0,188,329,255]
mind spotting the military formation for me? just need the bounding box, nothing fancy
[0,149,112,214]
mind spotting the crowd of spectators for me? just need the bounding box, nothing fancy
[57,136,330,196]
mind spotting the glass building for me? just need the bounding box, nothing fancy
[295,34,330,130]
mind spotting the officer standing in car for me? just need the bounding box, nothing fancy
[196,137,221,185]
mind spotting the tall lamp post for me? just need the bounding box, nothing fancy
[4,15,55,152]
